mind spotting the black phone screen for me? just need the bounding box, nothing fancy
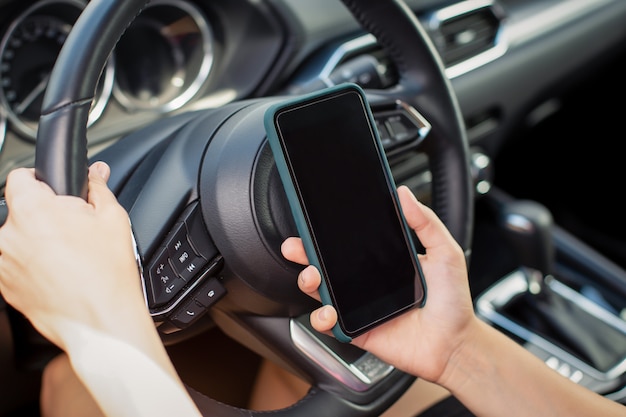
[274,88,425,336]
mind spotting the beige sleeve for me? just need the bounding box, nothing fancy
[61,320,203,417]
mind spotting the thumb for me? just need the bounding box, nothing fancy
[397,185,457,251]
[90,161,111,183]
[86,162,116,207]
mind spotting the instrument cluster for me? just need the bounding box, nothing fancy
[0,0,216,144]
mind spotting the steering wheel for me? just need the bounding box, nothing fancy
[33,0,473,415]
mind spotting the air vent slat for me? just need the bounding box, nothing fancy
[435,5,502,67]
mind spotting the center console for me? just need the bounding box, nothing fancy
[476,269,626,399]
[475,192,626,402]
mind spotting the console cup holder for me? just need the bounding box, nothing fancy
[476,269,626,401]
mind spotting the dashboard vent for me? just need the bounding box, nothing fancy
[431,2,503,67]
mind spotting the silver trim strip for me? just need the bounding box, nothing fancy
[476,270,626,382]
[426,0,507,79]
[318,34,377,86]
[0,111,6,155]
[315,0,506,85]
[502,0,615,48]
[396,100,432,141]
[431,0,496,21]
[290,319,394,392]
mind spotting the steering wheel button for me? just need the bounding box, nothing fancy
[184,206,218,260]
[150,267,186,307]
[147,247,181,306]
[194,278,226,308]
[148,248,170,280]
[166,222,191,255]
[178,256,208,281]
[170,300,206,328]
[169,240,196,271]
[386,114,417,143]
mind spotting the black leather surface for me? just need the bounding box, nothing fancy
[35,0,151,197]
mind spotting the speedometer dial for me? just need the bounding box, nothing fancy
[0,0,114,141]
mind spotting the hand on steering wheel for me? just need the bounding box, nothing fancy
[0,162,153,354]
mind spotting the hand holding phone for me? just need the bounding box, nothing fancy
[265,83,426,342]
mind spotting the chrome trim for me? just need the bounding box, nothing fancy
[502,0,615,48]
[313,0,506,86]
[547,277,626,337]
[444,41,507,80]
[396,100,432,141]
[476,269,626,382]
[0,111,6,155]
[426,0,507,79]
[317,34,377,86]
[290,319,394,392]
[112,0,215,113]
[130,227,148,308]
[606,384,626,402]
[431,0,496,21]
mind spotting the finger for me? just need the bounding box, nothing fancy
[297,265,321,302]
[90,161,111,183]
[4,168,55,206]
[397,185,458,250]
[281,237,309,265]
[86,162,118,209]
[309,305,338,333]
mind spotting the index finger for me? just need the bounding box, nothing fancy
[4,168,55,205]
[281,236,309,265]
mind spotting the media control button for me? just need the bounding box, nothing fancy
[183,204,218,261]
[373,103,431,151]
[166,223,196,272]
[177,256,207,281]
[148,247,186,307]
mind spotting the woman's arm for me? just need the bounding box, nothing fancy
[0,163,202,417]
[283,185,626,417]
[439,316,626,417]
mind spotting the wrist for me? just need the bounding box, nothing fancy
[434,318,494,393]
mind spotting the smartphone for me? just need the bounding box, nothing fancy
[264,83,426,342]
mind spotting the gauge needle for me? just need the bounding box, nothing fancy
[15,73,51,115]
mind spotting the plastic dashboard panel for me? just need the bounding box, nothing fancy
[446,0,626,153]
[273,0,626,155]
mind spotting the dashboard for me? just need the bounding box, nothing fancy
[0,0,286,183]
[1,0,626,190]
[0,0,625,194]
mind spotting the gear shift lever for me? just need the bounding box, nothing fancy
[499,200,554,291]
[480,198,626,387]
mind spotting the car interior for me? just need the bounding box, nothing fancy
[0,0,626,415]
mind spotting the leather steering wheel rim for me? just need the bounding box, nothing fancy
[34,0,473,416]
